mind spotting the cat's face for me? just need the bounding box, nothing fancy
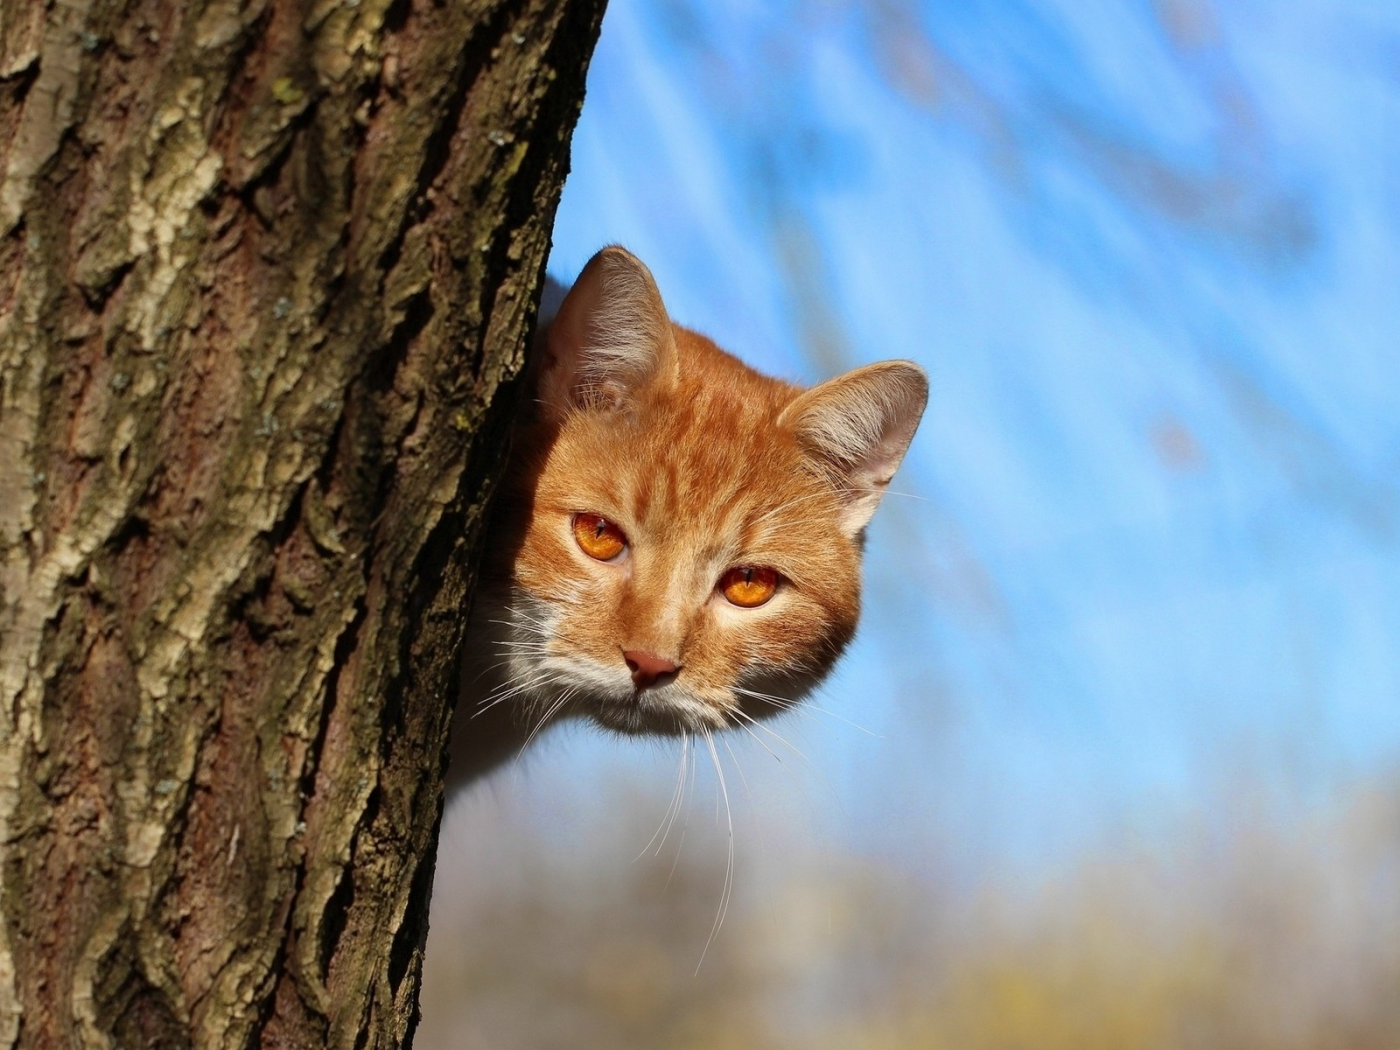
[485,329,864,736]
[473,247,926,739]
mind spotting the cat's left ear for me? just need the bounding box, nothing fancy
[538,246,678,417]
[780,361,929,537]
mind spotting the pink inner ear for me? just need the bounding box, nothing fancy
[540,246,676,415]
[781,360,929,536]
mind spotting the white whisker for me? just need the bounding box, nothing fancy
[734,686,879,737]
[720,735,752,805]
[637,732,690,860]
[518,688,575,755]
[665,735,698,890]
[491,640,550,653]
[696,729,734,974]
[486,618,550,639]
[726,709,784,764]
[664,824,688,891]
[472,671,567,717]
[468,657,518,685]
[728,706,816,769]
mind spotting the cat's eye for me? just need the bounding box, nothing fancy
[719,565,779,608]
[572,512,627,561]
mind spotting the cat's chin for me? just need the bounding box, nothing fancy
[585,689,729,737]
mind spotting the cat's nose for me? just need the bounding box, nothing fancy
[623,649,679,690]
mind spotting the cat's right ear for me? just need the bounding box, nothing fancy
[781,360,929,538]
[538,246,678,417]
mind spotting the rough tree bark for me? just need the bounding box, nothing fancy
[0,0,605,1046]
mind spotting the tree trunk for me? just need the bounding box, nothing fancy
[0,0,604,1046]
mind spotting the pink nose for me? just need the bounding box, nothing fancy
[623,650,679,689]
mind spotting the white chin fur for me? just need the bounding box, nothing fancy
[589,684,730,736]
[527,654,729,736]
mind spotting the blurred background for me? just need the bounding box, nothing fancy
[422,1,1400,1046]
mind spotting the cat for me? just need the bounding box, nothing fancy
[448,246,927,788]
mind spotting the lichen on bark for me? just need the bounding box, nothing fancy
[0,0,606,1046]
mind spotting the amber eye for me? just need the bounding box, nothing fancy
[572,512,627,561]
[719,565,779,608]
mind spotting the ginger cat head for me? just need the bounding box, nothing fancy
[472,246,926,741]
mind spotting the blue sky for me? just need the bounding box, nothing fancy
[501,0,1400,878]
